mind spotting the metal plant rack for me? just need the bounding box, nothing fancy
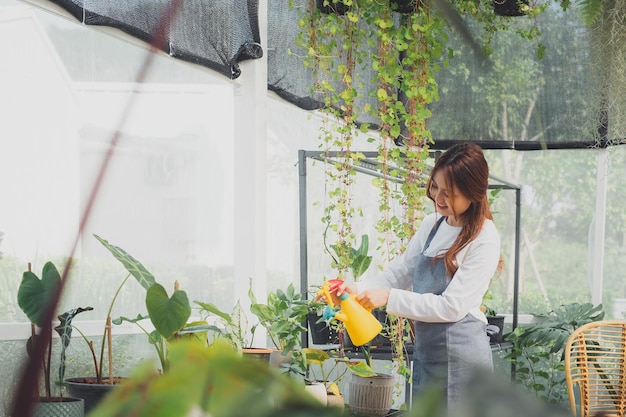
[297,149,522,385]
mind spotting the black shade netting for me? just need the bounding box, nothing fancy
[47,0,262,79]
[41,0,626,149]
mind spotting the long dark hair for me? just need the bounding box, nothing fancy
[426,142,500,276]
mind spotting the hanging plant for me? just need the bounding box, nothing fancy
[298,0,370,278]
[315,0,352,14]
[293,0,562,404]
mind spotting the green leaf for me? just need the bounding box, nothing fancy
[17,261,62,327]
[94,234,157,290]
[195,301,232,323]
[112,314,149,325]
[89,340,323,417]
[303,348,330,365]
[146,283,191,339]
[346,361,377,377]
[54,307,93,384]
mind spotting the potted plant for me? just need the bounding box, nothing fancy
[65,234,195,413]
[82,340,348,417]
[17,261,91,417]
[306,297,341,345]
[282,347,342,407]
[343,347,395,417]
[195,296,275,361]
[504,302,605,404]
[249,281,310,366]
[300,348,348,409]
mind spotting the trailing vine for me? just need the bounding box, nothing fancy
[292,0,575,404]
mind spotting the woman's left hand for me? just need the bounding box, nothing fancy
[356,289,390,310]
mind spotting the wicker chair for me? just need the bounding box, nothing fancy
[564,320,626,417]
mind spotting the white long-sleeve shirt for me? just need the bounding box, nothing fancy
[356,212,501,324]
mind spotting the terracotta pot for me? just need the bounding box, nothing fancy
[242,347,273,362]
[32,397,84,417]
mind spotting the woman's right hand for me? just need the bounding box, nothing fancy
[335,280,357,297]
[314,280,357,306]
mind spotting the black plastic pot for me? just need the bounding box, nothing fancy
[493,0,528,17]
[65,377,122,414]
[392,0,416,13]
[486,315,506,343]
[315,0,350,15]
[370,309,390,348]
[307,311,339,344]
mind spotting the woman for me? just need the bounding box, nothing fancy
[334,142,502,407]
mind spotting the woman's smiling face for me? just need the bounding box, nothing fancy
[429,171,471,226]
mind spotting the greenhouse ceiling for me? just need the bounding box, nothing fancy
[20,0,626,150]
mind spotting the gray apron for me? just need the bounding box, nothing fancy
[411,217,493,407]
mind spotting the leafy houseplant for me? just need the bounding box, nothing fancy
[66,234,194,413]
[306,234,375,346]
[86,340,348,417]
[344,346,396,416]
[17,261,91,415]
[249,282,310,361]
[287,347,348,408]
[505,302,605,404]
[195,299,260,350]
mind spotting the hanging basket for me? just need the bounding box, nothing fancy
[315,0,351,15]
[493,0,528,16]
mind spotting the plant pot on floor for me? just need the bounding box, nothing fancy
[348,373,395,417]
[32,397,84,417]
[65,377,122,414]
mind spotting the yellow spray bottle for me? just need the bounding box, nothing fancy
[317,279,382,346]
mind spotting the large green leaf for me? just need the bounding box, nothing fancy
[17,261,62,327]
[94,234,157,290]
[146,283,191,339]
